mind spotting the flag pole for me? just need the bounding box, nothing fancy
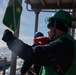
[10,0,22,75]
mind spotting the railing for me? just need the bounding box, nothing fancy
[0,57,7,75]
[0,57,23,75]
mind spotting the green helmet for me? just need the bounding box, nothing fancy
[46,10,72,28]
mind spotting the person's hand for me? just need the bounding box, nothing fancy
[27,68,36,75]
[2,29,13,42]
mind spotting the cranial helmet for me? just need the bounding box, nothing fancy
[46,10,73,32]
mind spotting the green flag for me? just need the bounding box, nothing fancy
[3,0,22,31]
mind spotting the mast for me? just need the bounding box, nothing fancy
[10,0,22,75]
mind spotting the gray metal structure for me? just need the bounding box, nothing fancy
[9,0,22,75]
[24,0,76,39]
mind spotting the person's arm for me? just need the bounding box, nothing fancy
[20,61,32,74]
[2,30,53,65]
[2,30,74,68]
[2,32,53,65]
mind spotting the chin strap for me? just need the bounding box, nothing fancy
[53,20,57,39]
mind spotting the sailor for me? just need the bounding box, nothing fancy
[2,10,76,75]
[20,32,44,75]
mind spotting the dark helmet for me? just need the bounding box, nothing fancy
[46,10,72,28]
[34,32,44,38]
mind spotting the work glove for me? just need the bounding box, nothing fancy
[2,29,14,42]
[28,68,36,75]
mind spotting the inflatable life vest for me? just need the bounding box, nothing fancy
[34,36,49,45]
[41,33,76,75]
